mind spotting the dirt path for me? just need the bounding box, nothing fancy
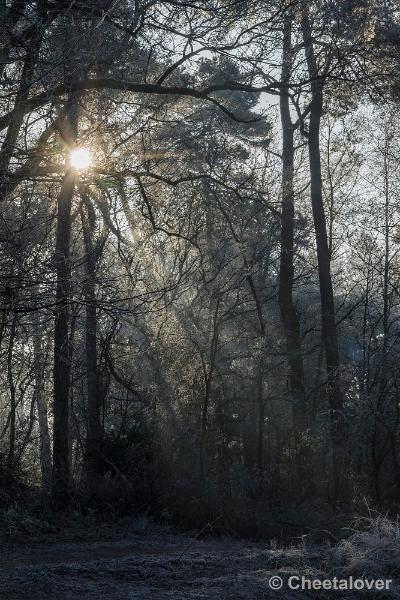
[0,530,327,599]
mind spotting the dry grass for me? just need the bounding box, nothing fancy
[327,514,400,597]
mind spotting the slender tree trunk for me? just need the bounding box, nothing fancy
[200,374,212,478]
[255,350,265,473]
[33,332,52,493]
[80,198,103,488]
[6,315,17,479]
[382,139,390,375]
[301,12,344,504]
[244,274,268,478]
[200,297,220,478]
[278,12,311,497]
[373,134,391,504]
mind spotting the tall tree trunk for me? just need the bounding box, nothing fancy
[244,274,267,478]
[373,132,391,504]
[52,97,79,505]
[6,314,17,479]
[301,12,344,504]
[382,136,390,378]
[255,350,265,474]
[278,12,311,498]
[80,197,103,488]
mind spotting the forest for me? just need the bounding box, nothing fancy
[1,0,400,596]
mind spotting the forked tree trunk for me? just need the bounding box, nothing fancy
[278,12,311,498]
[301,11,344,504]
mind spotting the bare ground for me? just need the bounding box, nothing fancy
[0,522,393,599]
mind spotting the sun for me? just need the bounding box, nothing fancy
[69,148,93,171]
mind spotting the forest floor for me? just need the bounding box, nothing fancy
[0,515,397,599]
